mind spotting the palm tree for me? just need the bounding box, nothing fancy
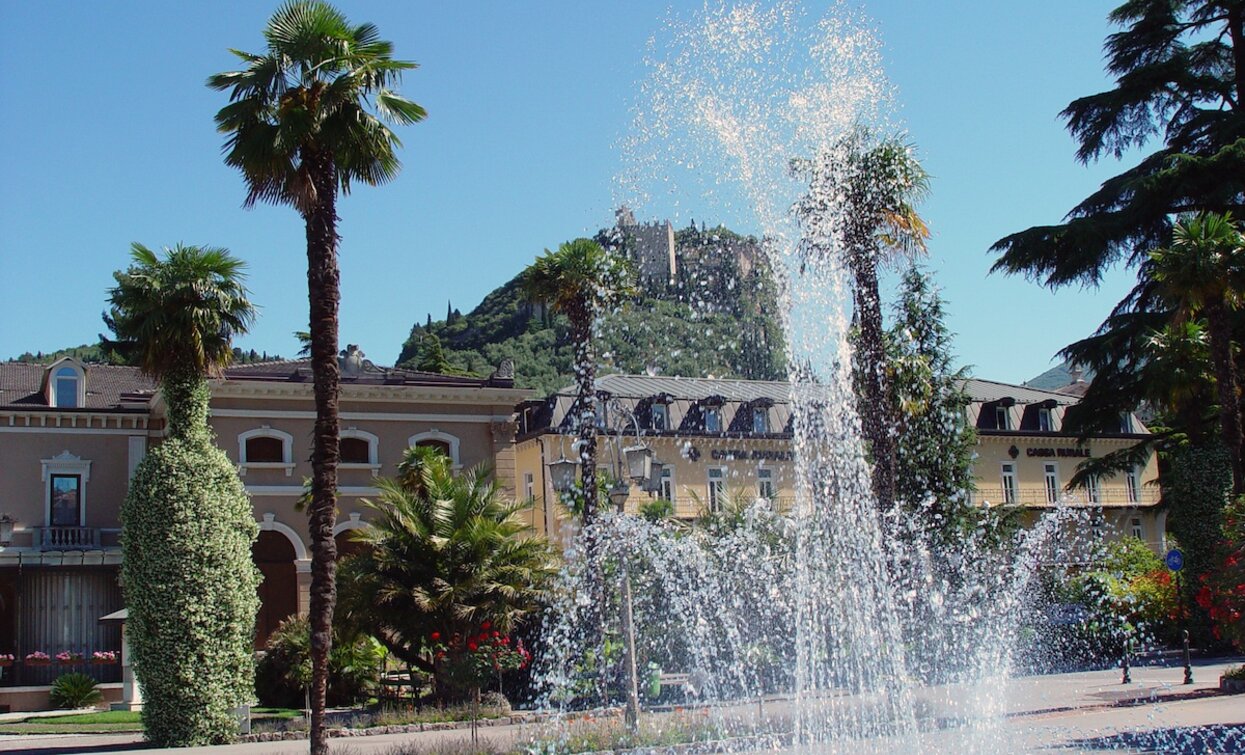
[520,239,634,527]
[1150,212,1245,493]
[209,4,424,748]
[104,242,256,431]
[794,129,930,511]
[106,243,259,745]
[336,446,557,697]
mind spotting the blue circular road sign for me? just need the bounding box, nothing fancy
[1165,549,1184,571]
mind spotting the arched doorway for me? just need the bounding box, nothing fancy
[252,531,297,649]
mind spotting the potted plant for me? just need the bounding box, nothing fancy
[25,651,50,666]
[1221,664,1245,694]
[90,651,118,665]
[0,654,13,668]
[55,651,83,666]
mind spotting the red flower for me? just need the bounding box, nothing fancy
[481,620,491,630]
[502,637,510,646]
[468,641,478,651]
[492,630,500,638]
[430,631,441,641]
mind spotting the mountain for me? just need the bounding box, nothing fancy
[1027,360,1093,391]
[396,219,788,395]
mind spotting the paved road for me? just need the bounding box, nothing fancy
[0,658,1240,754]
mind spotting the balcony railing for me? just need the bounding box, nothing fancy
[969,487,1159,508]
[38,527,101,550]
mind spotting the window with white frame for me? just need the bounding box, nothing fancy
[1087,475,1101,504]
[1131,517,1143,539]
[1001,462,1018,505]
[339,429,381,475]
[238,427,295,475]
[53,367,81,408]
[660,466,675,503]
[708,467,726,511]
[408,431,462,468]
[1038,408,1054,432]
[41,451,91,528]
[704,407,722,433]
[1044,462,1060,504]
[523,472,535,501]
[1126,467,1141,504]
[1119,412,1134,433]
[651,403,669,432]
[757,467,774,500]
[995,405,1010,430]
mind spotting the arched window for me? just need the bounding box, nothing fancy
[238,428,295,476]
[408,430,461,468]
[47,360,85,409]
[340,429,381,476]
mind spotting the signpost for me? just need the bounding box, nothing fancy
[1166,549,1193,684]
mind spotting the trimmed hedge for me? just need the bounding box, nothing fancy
[121,375,260,745]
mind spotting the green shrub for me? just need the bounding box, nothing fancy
[121,375,260,746]
[49,673,103,709]
[1223,664,1245,681]
[254,616,385,708]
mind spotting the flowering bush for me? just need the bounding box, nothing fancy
[1194,496,1245,650]
[26,651,51,664]
[91,651,118,664]
[0,654,13,665]
[56,651,84,664]
[429,621,531,694]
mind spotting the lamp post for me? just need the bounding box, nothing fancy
[550,400,657,733]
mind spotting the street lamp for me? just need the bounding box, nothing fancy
[623,445,653,484]
[642,460,665,494]
[547,457,579,494]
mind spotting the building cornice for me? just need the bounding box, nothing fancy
[2,411,151,432]
[210,379,531,406]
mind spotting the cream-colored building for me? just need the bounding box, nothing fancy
[0,350,527,706]
[513,374,1164,551]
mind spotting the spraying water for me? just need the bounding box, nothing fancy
[534,3,1118,752]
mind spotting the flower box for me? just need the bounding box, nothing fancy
[25,658,50,667]
[0,660,12,668]
[91,652,118,665]
[55,653,83,665]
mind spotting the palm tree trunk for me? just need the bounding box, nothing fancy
[1206,300,1244,495]
[303,146,341,755]
[850,248,897,511]
[571,307,607,701]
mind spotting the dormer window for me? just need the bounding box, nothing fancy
[651,403,668,432]
[1038,408,1053,432]
[995,406,1010,430]
[1119,412,1134,433]
[752,407,769,434]
[47,360,86,408]
[705,407,722,433]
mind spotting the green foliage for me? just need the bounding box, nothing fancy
[49,673,103,710]
[254,616,386,708]
[1195,494,1245,650]
[336,447,558,694]
[887,266,977,542]
[639,499,674,522]
[395,225,786,394]
[10,344,110,365]
[992,0,1245,288]
[1165,442,1233,642]
[1067,536,1179,643]
[122,406,261,745]
[102,243,256,381]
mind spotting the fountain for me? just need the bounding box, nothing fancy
[529,3,1211,753]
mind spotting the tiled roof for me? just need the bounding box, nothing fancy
[0,363,154,411]
[962,377,1080,406]
[559,374,794,403]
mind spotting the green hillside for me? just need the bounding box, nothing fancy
[397,224,787,395]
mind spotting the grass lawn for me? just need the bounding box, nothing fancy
[0,707,302,736]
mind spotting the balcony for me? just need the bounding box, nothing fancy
[970,486,1160,508]
[38,527,101,550]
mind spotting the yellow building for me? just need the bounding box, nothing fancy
[964,377,1164,551]
[513,374,1165,551]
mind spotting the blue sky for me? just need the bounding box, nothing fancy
[0,1,1137,385]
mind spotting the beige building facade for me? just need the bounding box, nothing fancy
[0,351,527,704]
[513,374,1164,551]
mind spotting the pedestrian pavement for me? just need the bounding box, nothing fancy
[0,657,1240,753]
